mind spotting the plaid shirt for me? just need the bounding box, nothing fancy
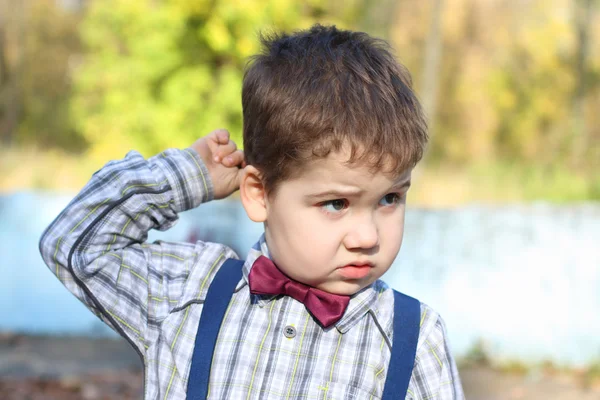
[39,148,464,399]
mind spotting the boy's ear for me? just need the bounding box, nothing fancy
[239,165,268,222]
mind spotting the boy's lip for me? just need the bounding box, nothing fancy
[338,261,374,269]
[337,262,373,279]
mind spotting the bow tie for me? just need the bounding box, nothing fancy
[248,256,350,328]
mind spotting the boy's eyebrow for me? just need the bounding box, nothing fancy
[307,188,365,199]
[307,179,412,200]
[392,178,412,190]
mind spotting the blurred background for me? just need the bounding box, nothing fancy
[1,0,599,398]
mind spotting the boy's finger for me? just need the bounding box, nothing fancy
[212,129,230,145]
[222,150,244,167]
[206,132,230,160]
[214,140,238,162]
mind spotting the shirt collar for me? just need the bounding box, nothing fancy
[237,234,389,335]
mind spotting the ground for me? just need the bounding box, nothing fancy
[1,333,599,399]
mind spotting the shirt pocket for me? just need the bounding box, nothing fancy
[308,380,382,400]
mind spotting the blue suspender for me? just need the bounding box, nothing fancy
[381,290,421,399]
[187,258,243,400]
[186,258,420,399]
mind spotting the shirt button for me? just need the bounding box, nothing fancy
[283,325,296,338]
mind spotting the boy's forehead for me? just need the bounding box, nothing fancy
[290,151,412,190]
[317,150,410,177]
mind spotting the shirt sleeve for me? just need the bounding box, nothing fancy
[38,147,234,353]
[408,306,465,399]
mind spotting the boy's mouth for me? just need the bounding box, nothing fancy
[337,262,373,279]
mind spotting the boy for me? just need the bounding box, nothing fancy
[39,25,464,399]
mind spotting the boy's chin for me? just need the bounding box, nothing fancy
[316,280,372,296]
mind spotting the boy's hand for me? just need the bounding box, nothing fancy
[191,129,246,200]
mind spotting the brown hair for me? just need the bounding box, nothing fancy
[242,24,428,194]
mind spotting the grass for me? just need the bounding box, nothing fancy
[0,146,101,194]
[410,160,600,207]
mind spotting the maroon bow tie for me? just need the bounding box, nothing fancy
[248,255,350,328]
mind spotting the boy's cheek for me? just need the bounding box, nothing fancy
[383,226,406,258]
[273,206,325,234]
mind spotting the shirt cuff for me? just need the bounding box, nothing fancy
[148,148,214,212]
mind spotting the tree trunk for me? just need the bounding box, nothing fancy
[421,0,444,144]
[0,0,24,147]
[571,0,593,166]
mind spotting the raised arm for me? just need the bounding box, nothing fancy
[38,130,244,353]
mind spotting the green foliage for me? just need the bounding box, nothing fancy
[393,0,599,171]
[71,0,352,162]
[0,0,85,151]
[486,10,575,162]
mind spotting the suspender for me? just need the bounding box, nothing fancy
[381,290,420,399]
[187,259,243,400]
[186,258,420,399]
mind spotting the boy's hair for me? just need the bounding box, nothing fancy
[242,24,428,194]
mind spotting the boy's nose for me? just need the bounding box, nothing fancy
[343,216,380,250]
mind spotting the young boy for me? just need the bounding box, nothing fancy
[40,25,463,399]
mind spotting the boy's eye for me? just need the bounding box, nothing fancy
[379,193,401,206]
[321,199,348,213]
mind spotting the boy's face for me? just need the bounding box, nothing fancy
[263,148,412,295]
